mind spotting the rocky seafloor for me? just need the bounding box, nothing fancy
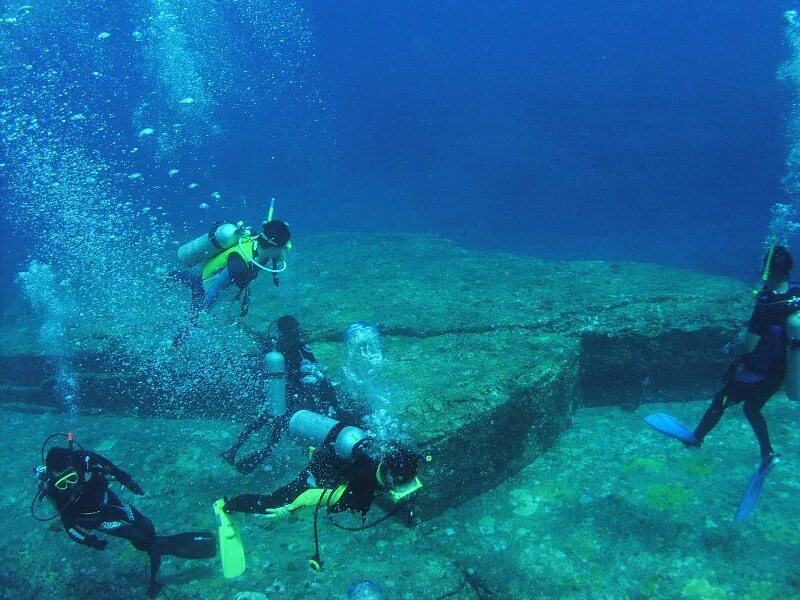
[0,235,752,519]
[2,234,796,598]
[2,393,799,600]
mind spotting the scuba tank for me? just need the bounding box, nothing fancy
[785,312,800,401]
[288,410,368,460]
[177,221,243,267]
[263,349,286,416]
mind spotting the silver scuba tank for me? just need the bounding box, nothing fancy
[177,221,241,267]
[785,312,800,401]
[263,350,286,416]
[288,410,368,460]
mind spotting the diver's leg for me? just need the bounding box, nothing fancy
[693,386,731,443]
[742,378,780,461]
[234,416,288,474]
[170,270,206,347]
[169,270,205,309]
[99,495,161,595]
[147,551,163,597]
[201,267,233,313]
[225,474,310,514]
[221,413,274,464]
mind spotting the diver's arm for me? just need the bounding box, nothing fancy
[224,478,346,516]
[256,485,348,522]
[729,331,760,356]
[84,451,144,495]
[284,485,348,513]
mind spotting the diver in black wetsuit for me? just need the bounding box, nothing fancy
[33,435,216,598]
[221,315,344,474]
[692,246,800,469]
[222,412,424,569]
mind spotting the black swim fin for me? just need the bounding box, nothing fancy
[151,531,217,559]
[235,448,272,474]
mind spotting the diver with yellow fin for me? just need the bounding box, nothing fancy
[170,197,292,347]
[645,243,800,520]
[219,409,427,570]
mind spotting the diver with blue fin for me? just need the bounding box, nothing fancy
[645,244,800,520]
[31,432,216,597]
[219,410,426,571]
[171,197,292,347]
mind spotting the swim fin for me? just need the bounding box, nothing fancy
[151,532,217,559]
[213,499,246,578]
[235,448,271,474]
[644,413,700,446]
[735,457,777,522]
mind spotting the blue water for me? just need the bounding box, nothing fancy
[0,0,797,305]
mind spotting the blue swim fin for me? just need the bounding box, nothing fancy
[644,413,699,446]
[735,457,777,522]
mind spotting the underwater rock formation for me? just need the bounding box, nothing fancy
[0,234,750,514]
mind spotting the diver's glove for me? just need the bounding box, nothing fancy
[85,536,108,550]
[118,472,144,495]
[264,506,291,522]
[125,480,145,495]
[299,359,324,385]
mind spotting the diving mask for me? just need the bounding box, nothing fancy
[52,468,79,490]
[387,476,423,503]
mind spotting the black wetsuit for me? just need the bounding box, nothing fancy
[694,286,800,457]
[225,426,379,516]
[223,342,341,473]
[47,451,153,551]
[43,450,214,597]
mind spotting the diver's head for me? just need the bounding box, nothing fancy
[275,314,303,349]
[375,443,423,502]
[766,245,793,282]
[259,220,291,249]
[45,447,82,493]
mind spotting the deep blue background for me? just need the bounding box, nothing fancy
[217,0,793,278]
[1,0,797,303]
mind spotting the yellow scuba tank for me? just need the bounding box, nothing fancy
[177,221,243,267]
[785,312,800,401]
[264,349,286,416]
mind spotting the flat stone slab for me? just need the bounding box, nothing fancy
[0,234,752,514]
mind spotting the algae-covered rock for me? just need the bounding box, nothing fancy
[645,483,693,510]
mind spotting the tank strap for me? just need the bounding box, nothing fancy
[208,221,229,251]
[322,422,348,449]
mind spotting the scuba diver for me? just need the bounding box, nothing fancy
[220,315,343,474]
[645,244,800,520]
[171,199,292,347]
[31,433,216,597]
[219,409,425,571]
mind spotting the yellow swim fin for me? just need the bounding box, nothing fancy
[213,499,246,578]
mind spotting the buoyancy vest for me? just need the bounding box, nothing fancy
[201,237,258,281]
